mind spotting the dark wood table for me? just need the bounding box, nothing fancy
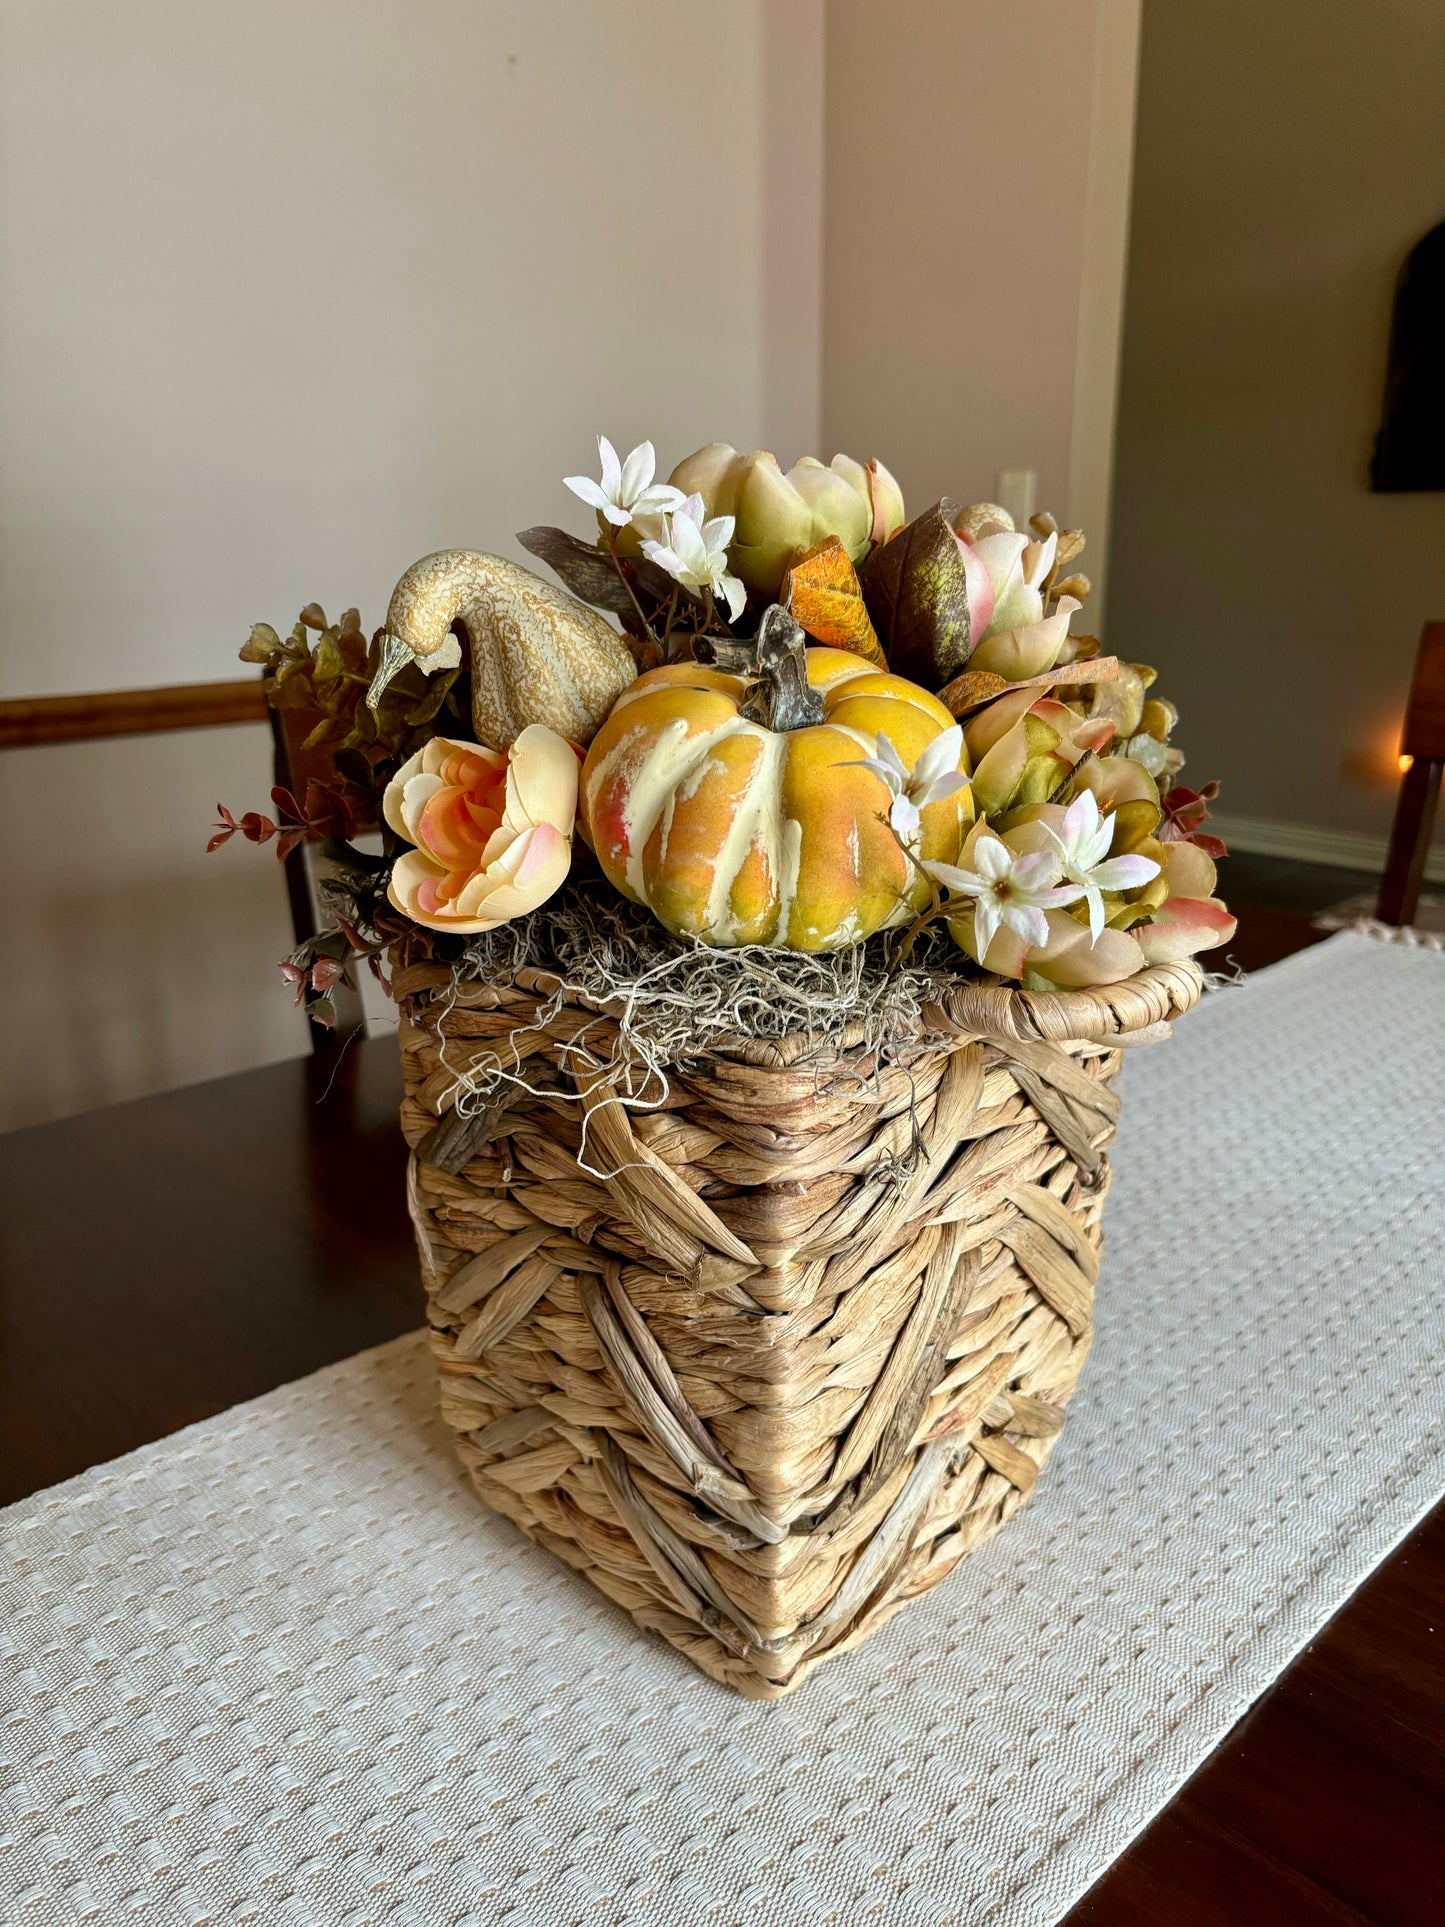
[1,900,1438,1925]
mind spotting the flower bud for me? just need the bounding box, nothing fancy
[668,442,749,517]
[832,455,907,546]
[731,452,816,591]
[666,444,904,597]
[968,528,1057,639]
[867,458,907,544]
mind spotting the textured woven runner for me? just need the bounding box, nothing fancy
[3,932,1443,1927]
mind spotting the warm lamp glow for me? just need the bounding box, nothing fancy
[1397,752,1414,774]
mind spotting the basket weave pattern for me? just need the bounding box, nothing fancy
[397,958,1201,1698]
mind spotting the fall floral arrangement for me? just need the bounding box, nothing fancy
[215,436,1233,1029]
[213,440,1233,1698]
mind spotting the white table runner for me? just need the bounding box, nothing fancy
[4,932,1443,1927]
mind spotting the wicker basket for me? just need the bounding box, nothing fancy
[396,953,1203,1699]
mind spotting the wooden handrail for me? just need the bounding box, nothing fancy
[0,679,268,749]
[0,670,361,1052]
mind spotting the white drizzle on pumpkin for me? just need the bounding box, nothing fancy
[703,726,784,941]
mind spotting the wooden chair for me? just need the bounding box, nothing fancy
[0,677,361,1049]
[1378,622,1445,928]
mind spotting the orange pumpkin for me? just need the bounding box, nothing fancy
[580,646,972,950]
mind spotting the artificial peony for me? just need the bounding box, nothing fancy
[383,727,577,934]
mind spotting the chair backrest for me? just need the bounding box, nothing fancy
[1378,621,1445,927]
[1399,621,1445,762]
[0,677,359,1049]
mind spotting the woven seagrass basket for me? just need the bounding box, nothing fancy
[396,950,1203,1699]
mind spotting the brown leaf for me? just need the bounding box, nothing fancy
[858,499,975,688]
[937,654,1121,717]
[300,778,355,839]
[515,525,633,615]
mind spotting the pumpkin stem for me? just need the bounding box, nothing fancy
[695,604,825,731]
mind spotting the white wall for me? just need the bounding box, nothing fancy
[0,0,823,1130]
[821,0,1141,621]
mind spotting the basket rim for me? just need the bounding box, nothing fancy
[395,950,1205,1072]
[927,957,1204,1045]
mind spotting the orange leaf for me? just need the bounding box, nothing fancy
[782,537,887,668]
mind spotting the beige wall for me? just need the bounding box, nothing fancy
[1,0,822,701]
[821,0,1141,619]
[0,0,823,1130]
[2,0,1143,1130]
[0,727,306,1125]
[1108,0,1445,842]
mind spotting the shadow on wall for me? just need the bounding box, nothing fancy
[1106,0,1445,845]
[0,728,307,1132]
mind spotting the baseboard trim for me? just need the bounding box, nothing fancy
[1211,811,1445,885]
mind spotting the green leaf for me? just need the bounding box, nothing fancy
[858,499,974,689]
[1108,798,1162,853]
[302,715,345,750]
[332,745,374,789]
[516,525,633,614]
[405,669,458,728]
[313,631,345,683]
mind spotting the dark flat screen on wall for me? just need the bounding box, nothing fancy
[1372,222,1445,492]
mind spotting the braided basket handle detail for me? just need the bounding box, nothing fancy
[926,959,1205,1045]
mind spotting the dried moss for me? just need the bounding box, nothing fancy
[428,878,973,1180]
[455,875,964,1076]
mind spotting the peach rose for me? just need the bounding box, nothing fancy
[383,726,577,934]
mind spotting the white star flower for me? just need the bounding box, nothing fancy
[641,493,747,621]
[564,436,686,528]
[1040,790,1161,942]
[925,835,1084,959]
[847,725,970,841]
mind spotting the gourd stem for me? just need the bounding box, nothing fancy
[696,604,825,732]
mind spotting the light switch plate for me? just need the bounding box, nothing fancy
[994,468,1037,529]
